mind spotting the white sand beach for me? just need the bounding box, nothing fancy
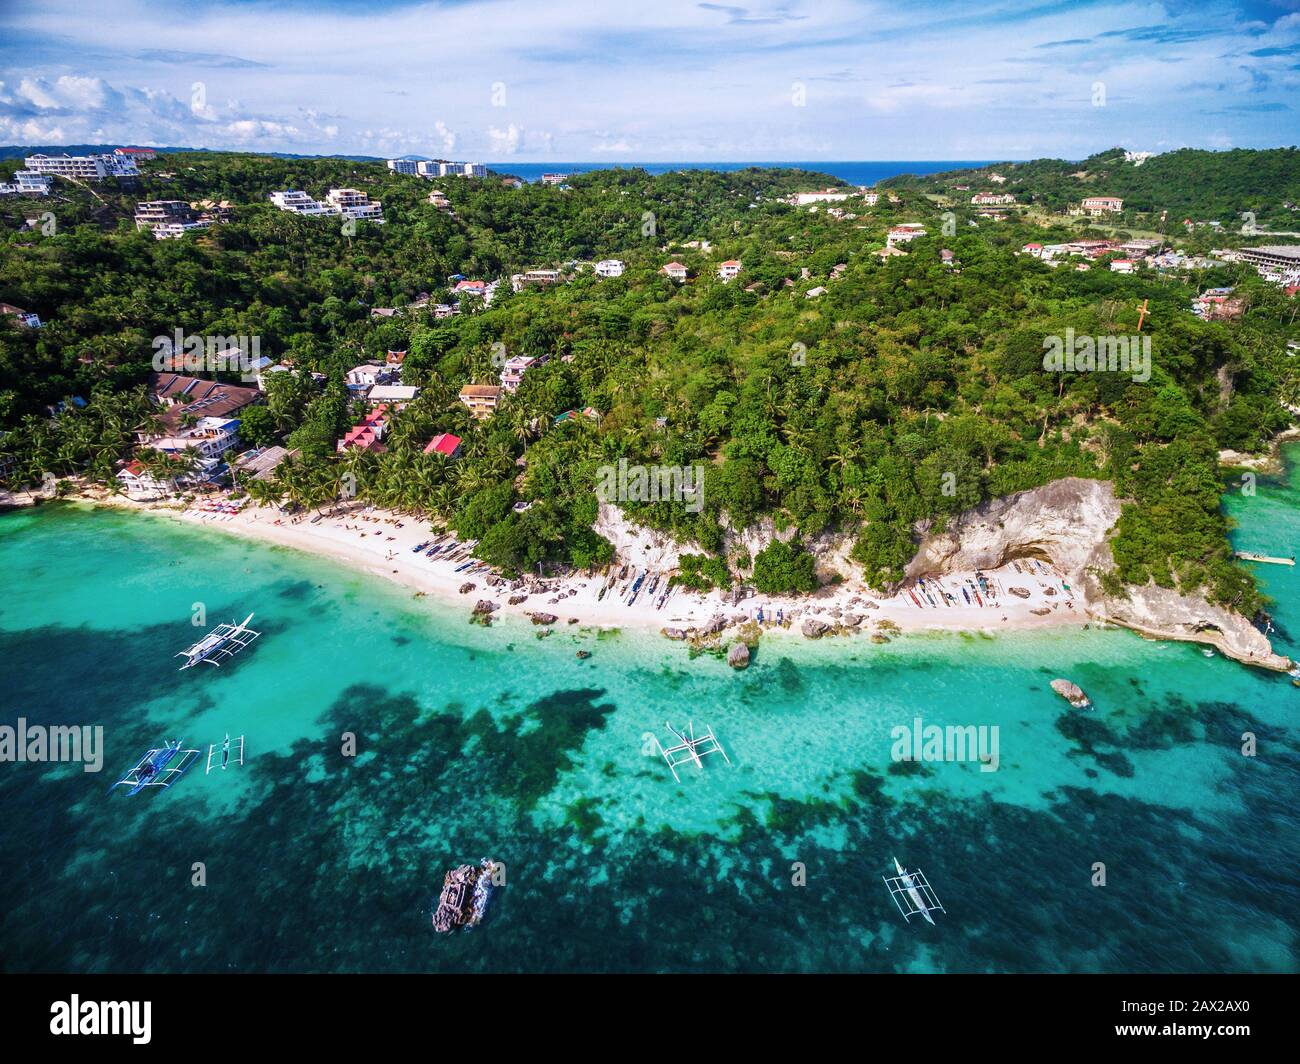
[86,493,1088,640]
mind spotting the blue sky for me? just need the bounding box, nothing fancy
[1,0,1298,160]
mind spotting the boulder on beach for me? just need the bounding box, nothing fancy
[661,627,688,640]
[728,642,750,669]
[700,614,728,636]
[1008,587,1031,599]
[472,599,499,615]
[1050,678,1091,708]
[568,617,579,625]
[842,612,863,627]
[802,618,831,639]
[528,611,558,625]
[458,582,476,594]
[507,594,529,605]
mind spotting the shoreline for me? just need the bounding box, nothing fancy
[62,492,1091,642]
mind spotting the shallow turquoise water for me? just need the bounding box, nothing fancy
[1,455,1298,973]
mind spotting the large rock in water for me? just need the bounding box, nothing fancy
[1050,678,1091,708]
[528,611,558,626]
[728,642,750,669]
[473,599,499,615]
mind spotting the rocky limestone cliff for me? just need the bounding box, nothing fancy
[907,476,1291,672]
[595,479,1291,672]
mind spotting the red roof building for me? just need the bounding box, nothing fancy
[423,432,463,458]
[337,405,391,453]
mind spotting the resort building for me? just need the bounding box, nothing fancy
[337,406,392,453]
[500,354,548,393]
[862,192,879,206]
[459,384,502,419]
[540,173,569,185]
[388,159,486,178]
[145,415,243,466]
[134,200,210,238]
[717,260,743,281]
[1109,259,1137,274]
[1,303,42,328]
[1080,196,1124,215]
[146,373,262,435]
[270,190,333,216]
[887,224,927,244]
[662,262,688,281]
[116,460,176,500]
[794,188,851,205]
[365,384,420,407]
[325,188,385,223]
[428,190,451,210]
[972,192,1016,205]
[511,269,562,292]
[423,433,463,459]
[345,363,391,391]
[232,445,296,483]
[1239,245,1300,285]
[115,147,157,162]
[23,152,139,181]
[0,171,52,196]
[593,259,625,278]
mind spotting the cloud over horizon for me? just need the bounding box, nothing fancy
[0,0,1297,160]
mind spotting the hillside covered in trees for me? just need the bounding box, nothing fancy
[1,148,1297,620]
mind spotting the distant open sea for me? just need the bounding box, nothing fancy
[491,161,994,185]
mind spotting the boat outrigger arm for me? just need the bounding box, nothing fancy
[883,857,945,925]
[177,613,261,670]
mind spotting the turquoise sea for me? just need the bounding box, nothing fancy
[1,451,1298,973]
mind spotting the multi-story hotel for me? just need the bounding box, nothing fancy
[1239,245,1300,285]
[24,152,139,181]
[389,159,486,178]
[459,383,502,419]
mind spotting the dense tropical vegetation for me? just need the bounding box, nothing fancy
[1,148,1297,616]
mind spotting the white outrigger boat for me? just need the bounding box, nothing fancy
[176,613,261,670]
[652,721,731,782]
[883,857,945,925]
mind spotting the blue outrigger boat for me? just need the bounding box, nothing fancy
[113,740,200,795]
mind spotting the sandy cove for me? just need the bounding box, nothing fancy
[77,495,1089,641]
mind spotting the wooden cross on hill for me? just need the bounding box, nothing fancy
[1136,298,1150,331]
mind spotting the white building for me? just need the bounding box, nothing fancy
[366,384,420,406]
[0,171,52,196]
[386,159,421,175]
[717,260,743,281]
[662,262,688,281]
[24,153,138,181]
[326,188,385,223]
[794,189,851,206]
[346,363,389,390]
[500,355,543,393]
[145,416,243,473]
[593,259,625,278]
[270,190,333,215]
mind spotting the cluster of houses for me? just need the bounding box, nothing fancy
[116,371,264,498]
[1020,236,1161,271]
[270,188,385,224]
[658,259,741,281]
[1191,287,1246,321]
[134,199,233,239]
[386,159,486,178]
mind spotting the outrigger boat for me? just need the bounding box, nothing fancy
[883,857,945,925]
[176,613,260,670]
[652,720,731,782]
[113,740,200,795]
